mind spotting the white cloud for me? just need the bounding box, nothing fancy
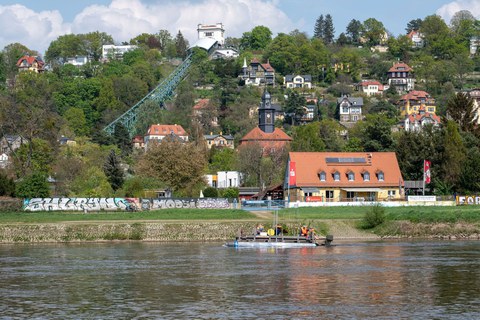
[436,0,480,24]
[72,0,295,45]
[0,4,68,55]
[0,0,296,55]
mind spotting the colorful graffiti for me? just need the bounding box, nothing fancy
[23,198,139,212]
[141,198,231,210]
[23,198,231,211]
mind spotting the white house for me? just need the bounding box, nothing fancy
[102,45,137,60]
[0,153,8,168]
[143,124,189,149]
[337,96,363,123]
[357,80,385,96]
[403,111,441,132]
[65,56,89,66]
[407,30,424,48]
[284,75,312,89]
[197,23,225,46]
[205,171,243,188]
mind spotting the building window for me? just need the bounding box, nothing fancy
[363,172,370,181]
[388,190,396,197]
[333,171,340,181]
[319,171,326,181]
[346,191,355,199]
[326,190,334,199]
[347,172,354,181]
[377,171,384,181]
[342,107,349,113]
[205,32,213,37]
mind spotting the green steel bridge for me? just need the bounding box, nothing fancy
[103,53,193,136]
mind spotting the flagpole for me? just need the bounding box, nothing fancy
[287,160,290,207]
[423,160,425,196]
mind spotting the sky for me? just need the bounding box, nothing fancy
[1,0,479,55]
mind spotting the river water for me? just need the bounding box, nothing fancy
[0,240,479,319]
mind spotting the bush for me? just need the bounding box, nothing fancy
[220,187,239,199]
[15,172,50,198]
[203,187,218,198]
[361,204,386,229]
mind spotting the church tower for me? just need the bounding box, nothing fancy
[258,89,275,133]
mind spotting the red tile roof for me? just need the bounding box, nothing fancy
[360,80,384,90]
[240,127,292,142]
[193,98,210,110]
[16,55,44,68]
[407,112,441,123]
[261,62,275,72]
[146,124,187,136]
[399,90,431,102]
[388,62,412,72]
[289,152,403,187]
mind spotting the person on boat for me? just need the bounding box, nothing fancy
[275,224,283,235]
[256,224,265,235]
[301,225,308,237]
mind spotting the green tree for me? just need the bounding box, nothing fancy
[45,34,85,65]
[16,172,50,198]
[387,35,413,61]
[284,90,306,125]
[174,31,189,59]
[113,123,133,157]
[136,140,207,196]
[70,166,114,197]
[82,31,114,61]
[446,92,476,133]
[319,119,346,151]
[64,107,89,136]
[346,19,363,44]
[103,150,124,191]
[406,19,423,33]
[240,26,272,50]
[352,114,395,152]
[440,121,465,190]
[156,29,173,51]
[323,14,335,44]
[0,171,15,196]
[291,122,325,151]
[450,10,475,34]
[362,18,386,46]
[209,147,236,173]
[313,15,325,39]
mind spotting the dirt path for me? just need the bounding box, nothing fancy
[248,211,379,240]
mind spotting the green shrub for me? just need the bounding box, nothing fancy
[361,204,386,229]
[203,187,218,198]
[220,187,239,199]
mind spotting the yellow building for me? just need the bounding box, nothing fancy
[285,152,404,202]
[398,90,436,116]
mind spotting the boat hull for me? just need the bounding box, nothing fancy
[224,240,318,248]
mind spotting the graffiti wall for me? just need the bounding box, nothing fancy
[141,198,231,210]
[23,198,232,211]
[23,198,139,212]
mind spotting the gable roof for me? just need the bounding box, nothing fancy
[193,98,210,110]
[359,80,384,89]
[285,75,312,82]
[261,61,275,72]
[289,152,403,187]
[406,112,441,123]
[388,62,412,72]
[337,96,364,106]
[240,127,292,142]
[146,124,187,136]
[399,90,432,102]
[16,55,45,69]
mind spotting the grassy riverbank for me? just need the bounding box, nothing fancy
[0,205,479,242]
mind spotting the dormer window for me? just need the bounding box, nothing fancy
[363,172,370,181]
[377,171,384,181]
[347,171,355,181]
[318,171,326,182]
[333,171,340,181]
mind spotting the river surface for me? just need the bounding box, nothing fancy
[0,240,479,319]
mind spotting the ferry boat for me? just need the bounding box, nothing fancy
[224,230,333,248]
